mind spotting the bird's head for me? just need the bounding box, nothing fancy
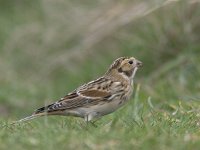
[106,57,142,80]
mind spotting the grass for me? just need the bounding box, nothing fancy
[1,86,200,150]
[0,0,200,149]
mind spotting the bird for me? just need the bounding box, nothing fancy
[15,56,142,123]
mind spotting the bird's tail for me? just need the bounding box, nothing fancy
[15,115,38,123]
[12,102,64,124]
[12,105,64,124]
[12,112,47,124]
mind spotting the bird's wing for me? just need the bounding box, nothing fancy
[34,77,118,114]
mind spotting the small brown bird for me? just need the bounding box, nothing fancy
[16,57,142,123]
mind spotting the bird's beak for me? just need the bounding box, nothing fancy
[136,60,143,68]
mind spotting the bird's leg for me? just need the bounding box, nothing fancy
[86,115,89,125]
[84,112,99,127]
[84,114,90,126]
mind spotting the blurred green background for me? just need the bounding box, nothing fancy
[0,0,200,149]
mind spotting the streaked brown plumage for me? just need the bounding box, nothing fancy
[16,57,142,123]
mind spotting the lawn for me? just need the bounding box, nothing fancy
[0,0,200,150]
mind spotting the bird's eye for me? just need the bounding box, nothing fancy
[128,60,133,64]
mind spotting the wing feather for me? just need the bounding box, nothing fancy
[34,78,117,114]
